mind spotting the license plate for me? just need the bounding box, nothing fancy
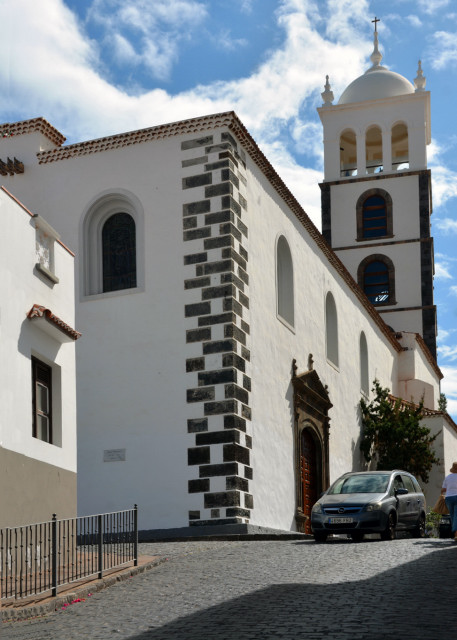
[329,517,353,524]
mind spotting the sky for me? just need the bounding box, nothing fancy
[1,0,457,417]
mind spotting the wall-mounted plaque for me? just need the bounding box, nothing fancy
[103,448,126,462]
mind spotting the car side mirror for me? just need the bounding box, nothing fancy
[395,488,408,495]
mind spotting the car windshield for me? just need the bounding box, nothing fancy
[328,474,390,494]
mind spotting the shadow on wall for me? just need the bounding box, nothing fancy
[128,539,455,640]
[351,401,367,471]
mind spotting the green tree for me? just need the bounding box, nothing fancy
[360,380,439,483]
[438,392,447,413]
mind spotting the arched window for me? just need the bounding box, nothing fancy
[102,213,136,292]
[340,129,357,177]
[325,292,339,367]
[365,125,383,174]
[391,123,409,171]
[360,332,369,394]
[356,189,393,240]
[362,195,387,238]
[82,191,144,297]
[276,235,294,328]
[357,255,396,306]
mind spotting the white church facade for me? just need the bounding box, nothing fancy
[1,30,456,535]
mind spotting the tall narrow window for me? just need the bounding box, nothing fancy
[360,332,369,394]
[325,292,339,367]
[340,129,357,177]
[356,189,393,240]
[363,261,389,303]
[358,255,396,306]
[362,195,387,238]
[391,123,409,171]
[276,235,294,328]
[102,213,137,293]
[32,357,52,443]
[365,125,383,174]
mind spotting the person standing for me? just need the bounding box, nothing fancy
[441,462,457,541]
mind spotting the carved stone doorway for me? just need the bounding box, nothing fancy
[292,357,332,534]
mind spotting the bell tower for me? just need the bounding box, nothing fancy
[317,21,436,359]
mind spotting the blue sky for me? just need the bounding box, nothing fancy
[2,0,457,416]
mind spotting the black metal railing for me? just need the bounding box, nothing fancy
[1,505,138,601]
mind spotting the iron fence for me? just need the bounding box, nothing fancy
[1,505,138,601]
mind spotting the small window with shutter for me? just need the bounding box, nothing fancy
[32,357,53,443]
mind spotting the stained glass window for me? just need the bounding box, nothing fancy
[102,213,137,292]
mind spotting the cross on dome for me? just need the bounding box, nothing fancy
[370,17,383,68]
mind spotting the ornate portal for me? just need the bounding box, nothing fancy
[292,357,332,533]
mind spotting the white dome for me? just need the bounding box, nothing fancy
[338,65,415,105]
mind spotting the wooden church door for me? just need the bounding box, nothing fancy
[301,429,318,535]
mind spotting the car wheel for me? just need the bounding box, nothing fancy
[411,513,426,538]
[380,513,396,541]
[351,532,364,542]
[313,532,328,543]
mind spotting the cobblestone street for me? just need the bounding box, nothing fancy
[2,536,456,639]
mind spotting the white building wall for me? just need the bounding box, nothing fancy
[0,188,77,527]
[330,175,422,246]
[0,190,77,470]
[422,416,457,505]
[244,159,401,530]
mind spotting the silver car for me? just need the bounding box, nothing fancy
[310,470,426,542]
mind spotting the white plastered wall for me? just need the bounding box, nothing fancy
[243,155,402,531]
[0,135,210,530]
[0,189,77,473]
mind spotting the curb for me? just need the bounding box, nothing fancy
[2,557,168,623]
[140,533,310,542]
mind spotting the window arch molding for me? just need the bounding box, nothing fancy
[81,190,144,297]
[275,234,295,329]
[357,254,396,306]
[356,188,393,241]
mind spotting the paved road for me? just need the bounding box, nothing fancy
[2,536,456,639]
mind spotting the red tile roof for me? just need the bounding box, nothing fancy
[0,117,65,147]
[27,304,81,341]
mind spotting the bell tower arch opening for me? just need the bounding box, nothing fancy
[365,125,383,174]
[340,129,357,177]
[391,122,409,171]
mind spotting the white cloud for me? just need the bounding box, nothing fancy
[428,30,457,70]
[211,29,248,52]
[0,0,376,216]
[435,261,453,279]
[430,165,457,208]
[406,14,422,28]
[324,0,370,44]
[439,365,457,418]
[418,0,450,15]
[434,218,457,234]
[437,327,454,343]
[450,286,457,296]
[86,0,208,80]
[439,343,457,361]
